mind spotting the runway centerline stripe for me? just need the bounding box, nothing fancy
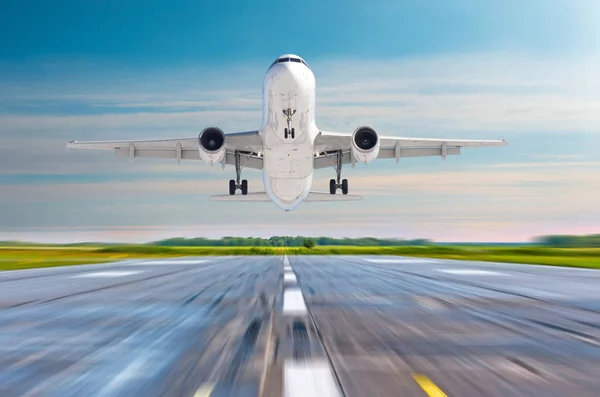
[284,273,297,283]
[284,360,341,397]
[283,288,307,315]
[413,374,448,397]
[193,383,215,397]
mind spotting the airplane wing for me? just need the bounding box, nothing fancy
[66,130,264,169]
[313,130,507,169]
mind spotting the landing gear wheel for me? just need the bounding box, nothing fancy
[229,179,236,195]
[284,128,288,139]
[291,128,295,139]
[329,179,337,195]
[341,179,348,195]
[241,179,248,195]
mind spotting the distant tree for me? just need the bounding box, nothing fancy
[535,234,600,248]
[303,238,316,249]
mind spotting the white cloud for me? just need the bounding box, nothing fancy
[1,54,599,136]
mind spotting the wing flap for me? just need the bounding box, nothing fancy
[112,149,263,169]
[378,146,461,159]
[114,149,199,160]
[313,147,463,169]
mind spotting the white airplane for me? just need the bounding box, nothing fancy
[68,54,507,211]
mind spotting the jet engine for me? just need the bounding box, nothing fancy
[198,127,226,164]
[351,126,380,164]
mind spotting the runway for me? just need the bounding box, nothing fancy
[1,256,600,396]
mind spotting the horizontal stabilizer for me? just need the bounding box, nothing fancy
[305,191,362,201]
[210,191,362,202]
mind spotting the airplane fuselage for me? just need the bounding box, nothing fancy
[259,55,317,211]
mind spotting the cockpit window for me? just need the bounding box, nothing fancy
[269,57,310,69]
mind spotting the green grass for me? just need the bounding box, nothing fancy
[1,245,599,271]
[0,246,287,271]
[285,246,600,268]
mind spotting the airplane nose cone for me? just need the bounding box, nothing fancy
[271,64,301,88]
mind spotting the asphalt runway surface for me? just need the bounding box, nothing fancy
[1,256,600,396]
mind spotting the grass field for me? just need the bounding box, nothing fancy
[1,245,599,271]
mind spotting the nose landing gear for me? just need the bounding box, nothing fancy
[283,108,296,140]
[284,127,295,139]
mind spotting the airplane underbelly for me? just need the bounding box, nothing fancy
[262,63,315,179]
[264,139,313,178]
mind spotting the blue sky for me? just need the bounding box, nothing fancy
[1,0,592,61]
[1,0,599,242]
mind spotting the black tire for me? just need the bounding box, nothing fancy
[229,179,236,195]
[341,179,348,195]
[241,179,248,195]
[329,179,337,195]
[291,128,295,139]
[284,128,288,139]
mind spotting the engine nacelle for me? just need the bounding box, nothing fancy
[351,126,380,164]
[198,127,226,164]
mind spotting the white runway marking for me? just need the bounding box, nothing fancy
[283,288,307,315]
[284,273,297,283]
[71,271,142,278]
[366,258,438,264]
[193,384,215,397]
[136,259,207,265]
[284,360,341,397]
[439,269,504,276]
[284,254,292,269]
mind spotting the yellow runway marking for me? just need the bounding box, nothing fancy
[193,384,215,397]
[413,374,448,397]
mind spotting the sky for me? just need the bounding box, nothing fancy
[1,0,599,243]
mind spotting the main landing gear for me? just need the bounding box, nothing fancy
[229,151,248,195]
[328,150,349,195]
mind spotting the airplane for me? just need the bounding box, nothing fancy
[67,54,508,211]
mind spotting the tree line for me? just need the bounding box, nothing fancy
[535,234,600,248]
[152,234,600,248]
[152,236,433,247]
